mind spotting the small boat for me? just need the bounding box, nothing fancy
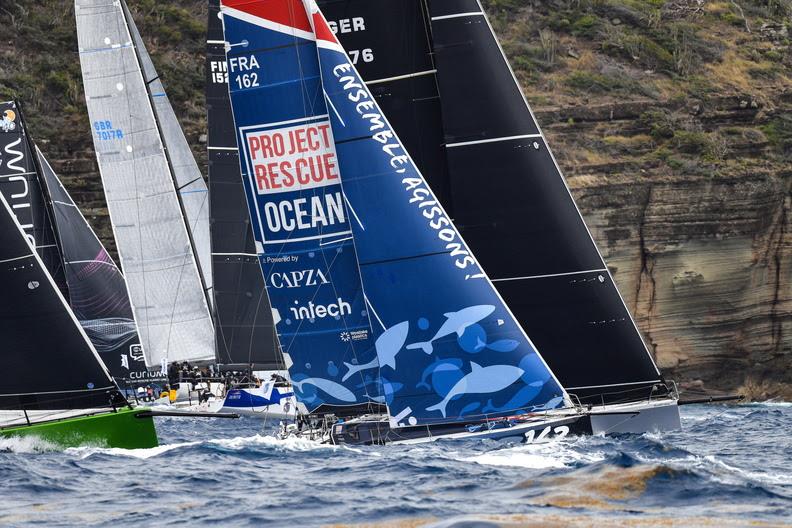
[220,382,297,419]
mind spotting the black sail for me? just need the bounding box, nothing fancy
[316,1,665,404]
[316,0,452,207]
[207,0,280,368]
[35,147,153,384]
[0,101,68,296]
[0,192,117,411]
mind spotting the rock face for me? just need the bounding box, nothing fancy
[0,0,789,398]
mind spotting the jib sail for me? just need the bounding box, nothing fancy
[220,0,381,414]
[309,1,567,427]
[36,146,154,384]
[75,0,215,367]
[207,0,280,369]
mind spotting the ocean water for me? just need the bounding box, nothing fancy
[0,403,790,527]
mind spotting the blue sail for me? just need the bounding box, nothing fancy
[220,0,379,412]
[305,1,568,427]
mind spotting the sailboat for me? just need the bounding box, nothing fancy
[0,101,156,389]
[315,0,675,413]
[206,0,295,419]
[0,107,158,449]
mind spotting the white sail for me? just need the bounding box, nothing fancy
[75,0,215,366]
[123,1,213,304]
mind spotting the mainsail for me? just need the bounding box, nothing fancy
[317,0,664,405]
[0,101,68,296]
[75,0,215,367]
[0,191,117,411]
[309,1,567,426]
[36,147,153,383]
[207,0,280,368]
[221,0,382,414]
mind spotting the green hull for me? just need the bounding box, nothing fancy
[0,407,158,449]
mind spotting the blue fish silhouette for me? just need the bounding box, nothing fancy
[343,321,409,381]
[407,305,496,354]
[426,362,524,418]
[291,377,356,403]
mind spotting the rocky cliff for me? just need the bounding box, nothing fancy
[0,0,789,398]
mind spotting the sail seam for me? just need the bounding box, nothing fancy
[0,253,32,264]
[492,269,608,282]
[431,12,484,21]
[366,69,437,86]
[446,134,542,148]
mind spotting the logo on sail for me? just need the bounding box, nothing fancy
[239,117,351,244]
[0,109,16,132]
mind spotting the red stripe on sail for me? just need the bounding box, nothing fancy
[221,0,312,34]
[312,11,337,45]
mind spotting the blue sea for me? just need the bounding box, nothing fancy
[1,403,790,527]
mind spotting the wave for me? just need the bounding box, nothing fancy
[461,438,606,469]
[65,440,201,460]
[0,435,60,453]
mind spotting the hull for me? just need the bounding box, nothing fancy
[327,398,680,446]
[221,387,297,420]
[0,407,158,449]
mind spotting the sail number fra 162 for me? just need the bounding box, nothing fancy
[228,55,260,90]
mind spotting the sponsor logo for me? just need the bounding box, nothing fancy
[269,268,329,289]
[0,109,16,132]
[129,344,145,362]
[289,297,351,321]
[340,329,368,342]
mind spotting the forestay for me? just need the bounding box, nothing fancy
[0,192,116,412]
[75,0,215,367]
[310,1,568,427]
[220,0,381,414]
[207,0,280,368]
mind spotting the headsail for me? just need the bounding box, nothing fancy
[309,1,568,427]
[0,191,117,411]
[220,0,381,414]
[207,0,280,368]
[35,146,153,384]
[318,0,665,405]
[0,101,68,296]
[75,0,215,367]
[123,1,213,303]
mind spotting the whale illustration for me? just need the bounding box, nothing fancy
[291,377,357,402]
[342,321,409,381]
[426,362,525,418]
[406,305,496,354]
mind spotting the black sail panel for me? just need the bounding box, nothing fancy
[35,148,153,384]
[0,193,116,411]
[207,0,280,368]
[427,0,663,403]
[316,0,452,207]
[0,101,68,296]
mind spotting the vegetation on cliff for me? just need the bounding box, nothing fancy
[0,0,789,398]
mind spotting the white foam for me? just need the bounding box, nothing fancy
[65,440,200,460]
[209,433,365,454]
[463,441,605,469]
[0,435,60,454]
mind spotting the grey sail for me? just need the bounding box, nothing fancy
[75,0,215,367]
[123,1,213,305]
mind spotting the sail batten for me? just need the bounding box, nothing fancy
[75,0,215,367]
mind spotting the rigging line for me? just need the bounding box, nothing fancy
[366,69,437,86]
[566,380,662,390]
[445,133,542,148]
[0,253,31,264]
[319,235,353,246]
[430,11,484,21]
[365,296,386,331]
[342,193,364,231]
[492,269,608,282]
[324,90,345,127]
[177,176,204,191]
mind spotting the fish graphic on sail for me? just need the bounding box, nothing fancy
[304,0,567,426]
[316,0,671,407]
[220,0,382,414]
